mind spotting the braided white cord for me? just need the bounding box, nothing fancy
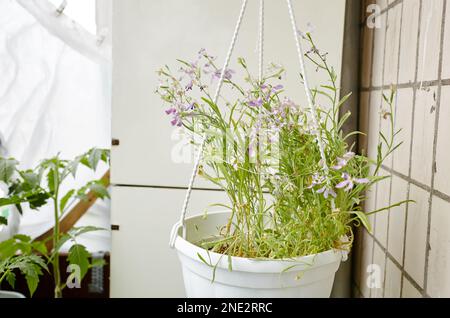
[286,0,335,208]
[258,0,264,82]
[170,0,249,247]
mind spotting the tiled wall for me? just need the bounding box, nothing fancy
[353,0,450,298]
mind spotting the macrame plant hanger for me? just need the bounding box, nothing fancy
[170,0,333,248]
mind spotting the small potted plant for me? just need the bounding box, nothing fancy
[156,36,407,298]
[0,148,109,298]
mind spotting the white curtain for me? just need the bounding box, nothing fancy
[0,0,111,252]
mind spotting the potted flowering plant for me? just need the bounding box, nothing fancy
[156,36,406,298]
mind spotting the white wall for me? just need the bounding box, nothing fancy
[111,0,346,297]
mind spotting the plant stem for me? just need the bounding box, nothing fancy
[52,165,62,298]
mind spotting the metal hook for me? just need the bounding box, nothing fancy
[96,28,109,46]
[55,0,67,16]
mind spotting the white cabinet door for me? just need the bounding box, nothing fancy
[110,186,230,297]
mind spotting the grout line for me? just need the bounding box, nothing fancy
[364,0,378,300]
[360,78,450,91]
[360,0,403,28]
[423,0,447,294]
[383,0,404,298]
[365,228,430,297]
[400,0,423,298]
[380,165,450,203]
[369,5,390,299]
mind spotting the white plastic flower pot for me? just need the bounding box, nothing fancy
[172,211,343,298]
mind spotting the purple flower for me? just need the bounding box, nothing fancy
[249,98,263,107]
[271,84,284,93]
[185,80,193,91]
[165,107,177,115]
[185,103,195,111]
[213,68,234,81]
[316,186,337,199]
[332,152,355,170]
[170,114,182,127]
[307,173,325,189]
[336,173,369,192]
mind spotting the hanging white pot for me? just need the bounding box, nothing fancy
[172,211,343,298]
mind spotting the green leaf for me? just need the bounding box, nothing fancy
[31,240,48,255]
[196,252,212,267]
[353,211,371,233]
[68,244,90,280]
[21,171,39,190]
[53,233,71,254]
[12,255,45,296]
[67,157,80,178]
[88,182,109,199]
[88,149,102,171]
[60,189,75,212]
[0,216,7,225]
[90,258,106,268]
[5,271,16,288]
[13,234,31,242]
[28,192,50,210]
[68,226,106,239]
[0,158,18,183]
[46,168,56,194]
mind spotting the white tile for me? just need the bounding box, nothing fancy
[410,87,437,186]
[398,0,420,84]
[392,88,413,176]
[435,87,450,196]
[384,257,402,298]
[359,92,370,153]
[387,175,408,263]
[365,182,377,227]
[377,0,388,10]
[374,174,391,247]
[426,196,450,298]
[404,184,429,287]
[441,0,450,79]
[372,13,387,87]
[417,0,444,82]
[402,278,423,298]
[371,243,386,298]
[383,5,402,85]
[368,90,382,160]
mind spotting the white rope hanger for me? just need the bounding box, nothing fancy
[169,0,249,247]
[170,0,333,248]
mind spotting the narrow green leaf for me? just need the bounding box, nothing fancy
[60,189,75,212]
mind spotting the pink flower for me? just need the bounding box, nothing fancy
[316,186,337,199]
[249,98,263,107]
[212,68,234,81]
[307,173,325,189]
[332,152,355,170]
[336,173,369,192]
[165,107,177,115]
